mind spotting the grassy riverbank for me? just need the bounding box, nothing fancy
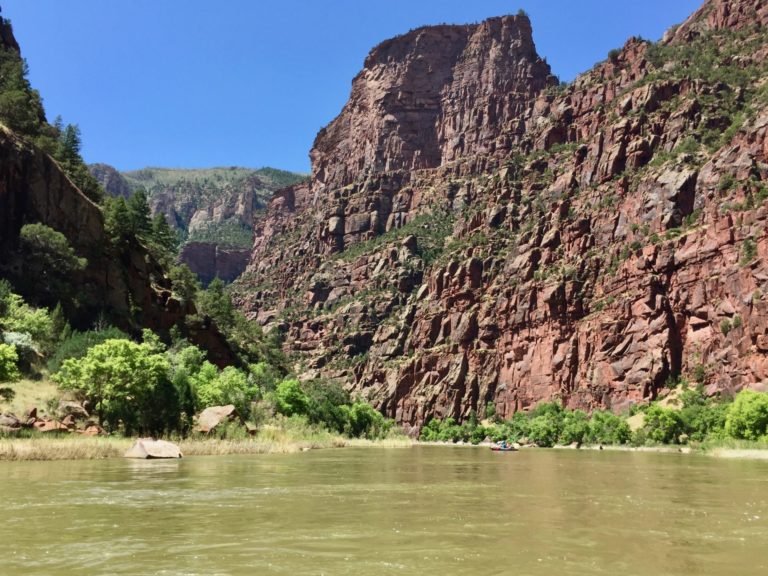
[3,433,768,462]
[0,433,414,461]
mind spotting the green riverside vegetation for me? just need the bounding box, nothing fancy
[421,386,768,448]
[0,278,394,441]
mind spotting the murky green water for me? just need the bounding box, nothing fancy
[1,446,767,575]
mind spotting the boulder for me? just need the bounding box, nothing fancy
[33,419,70,433]
[0,412,21,429]
[57,401,89,420]
[124,438,182,459]
[194,405,238,434]
[80,424,106,437]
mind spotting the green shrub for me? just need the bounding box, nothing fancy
[303,379,351,433]
[18,223,87,306]
[741,238,757,265]
[47,326,129,373]
[559,410,590,444]
[643,405,687,444]
[53,337,174,435]
[587,410,631,444]
[0,292,53,347]
[346,402,391,439]
[725,390,768,440]
[193,366,257,418]
[528,414,562,447]
[274,379,311,417]
[420,417,463,442]
[0,342,20,383]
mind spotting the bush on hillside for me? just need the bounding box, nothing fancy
[47,326,129,373]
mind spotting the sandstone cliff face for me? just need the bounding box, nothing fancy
[310,14,556,195]
[180,242,251,285]
[236,0,768,431]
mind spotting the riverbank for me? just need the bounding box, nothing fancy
[0,431,414,461]
[425,439,768,460]
[3,434,767,462]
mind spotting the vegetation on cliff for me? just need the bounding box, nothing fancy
[102,166,307,249]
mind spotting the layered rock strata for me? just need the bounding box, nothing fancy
[237,0,768,431]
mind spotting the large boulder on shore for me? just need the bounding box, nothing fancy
[194,405,238,434]
[124,438,182,459]
[32,419,70,433]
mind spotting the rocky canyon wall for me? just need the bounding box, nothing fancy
[236,0,768,432]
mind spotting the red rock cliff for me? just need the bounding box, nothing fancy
[237,0,768,431]
[310,14,556,194]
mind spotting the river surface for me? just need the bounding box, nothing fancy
[1,446,767,575]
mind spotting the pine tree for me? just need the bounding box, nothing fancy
[50,302,71,342]
[104,197,132,246]
[58,124,82,166]
[127,187,152,240]
[151,212,179,255]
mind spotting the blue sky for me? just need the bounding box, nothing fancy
[2,0,702,173]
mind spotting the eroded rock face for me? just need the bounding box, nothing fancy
[310,13,556,194]
[180,242,251,285]
[236,0,768,431]
[88,163,132,198]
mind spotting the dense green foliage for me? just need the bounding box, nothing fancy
[54,336,173,434]
[193,278,287,370]
[422,388,768,447]
[274,379,311,417]
[421,403,631,447]
[0,343,20,383]
[725,390,768,440]
[17,223,87,307]
[47,326,130,374]
[103,191,179,265]
[271,378,392,439]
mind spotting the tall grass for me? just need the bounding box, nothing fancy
[0,416,414,461]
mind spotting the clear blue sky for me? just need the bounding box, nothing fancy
[2,0,702,173]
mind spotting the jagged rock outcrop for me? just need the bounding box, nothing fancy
[236,0,768,431]
[88,163,132,198]
[310,14,556,195]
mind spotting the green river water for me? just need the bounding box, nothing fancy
[1,446,767,575]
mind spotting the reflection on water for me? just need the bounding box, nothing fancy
[1,447,767,575]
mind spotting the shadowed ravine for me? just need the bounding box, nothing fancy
[1,447,767,575]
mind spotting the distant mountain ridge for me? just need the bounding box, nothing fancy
[89,163,306,283]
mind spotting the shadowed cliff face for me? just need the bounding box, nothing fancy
[0,125,238,366]
[0,16,238,365]
[240,0,768,431]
